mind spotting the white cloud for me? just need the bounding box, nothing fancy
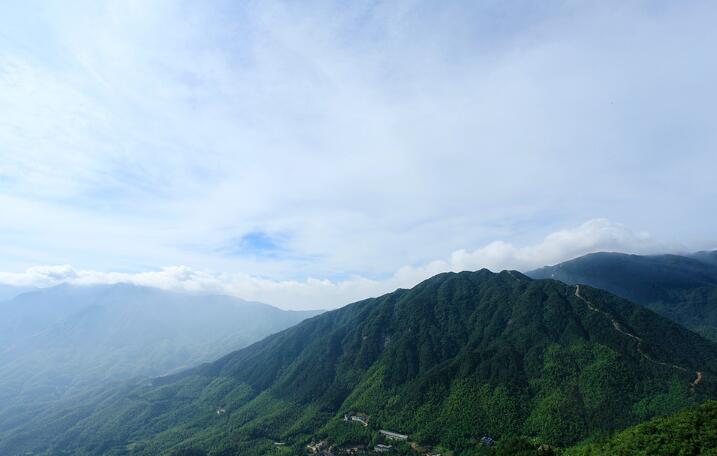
[449,219,667,272]
[0,1,715,278]
[0,220,676,310]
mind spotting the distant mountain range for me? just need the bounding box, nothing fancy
[2,270,715,455]
[528,251,717,341]
[0,284,34,301]
[0,284,321,412]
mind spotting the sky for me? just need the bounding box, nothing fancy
[0,0,715,309]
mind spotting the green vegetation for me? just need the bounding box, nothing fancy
[528,251,717,341]
[1,271,716,455]
[564,400,717,455]
[0,284,321,431]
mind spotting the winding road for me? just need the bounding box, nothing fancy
[574,285,703,390]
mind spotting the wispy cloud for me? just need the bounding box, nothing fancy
[0,1,715,282]
[0,219,680,309]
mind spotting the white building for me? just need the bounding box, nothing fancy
[379,430,408,441]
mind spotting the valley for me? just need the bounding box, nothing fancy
[2,268,716,455]
[2,2,714,453]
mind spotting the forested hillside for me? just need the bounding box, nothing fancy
[528,252,717,341]
[0,284,320,428]
[2,270,716,456]
[564,400,717,455]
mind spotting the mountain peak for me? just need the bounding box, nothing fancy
[3,267,717,455]
[527,251,717,341]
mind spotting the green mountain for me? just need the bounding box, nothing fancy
[1,270,715,456]
[0,284,321,417]
[564,400,717,455]
[528,252,717,341]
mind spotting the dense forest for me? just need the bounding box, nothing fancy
[564,400,717,455]
[2,270,716,455]
[528,252,717,341]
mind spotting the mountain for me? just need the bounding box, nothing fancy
[1,270,715,455]
[565,400,717,455]
[527,251,717,341]
[0,284,321,411]
[0,284,35,302]
[690,250,717,267]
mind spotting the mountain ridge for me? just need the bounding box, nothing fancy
[2,269,716,455]
[527,251,717,341]
[0,283,322,417]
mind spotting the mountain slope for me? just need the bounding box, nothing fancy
[0,284,34,302]
[0,284,321,412]
[690,250,717,267]
[2,270,716,456]
[527,252,717,341]
[565,400,717,455]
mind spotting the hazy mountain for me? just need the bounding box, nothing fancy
[527,251,717,341]
[690,250,717,267]
[0,284,35,302]
[0,284,321,410]
[2,270,715,455]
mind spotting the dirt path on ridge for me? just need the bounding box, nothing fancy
[574,285,704,391]
[692,371,703,387]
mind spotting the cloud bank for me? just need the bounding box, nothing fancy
[0,1,716,281]
[0,220,678,309]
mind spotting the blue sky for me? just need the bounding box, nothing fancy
[0,1,716,309]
